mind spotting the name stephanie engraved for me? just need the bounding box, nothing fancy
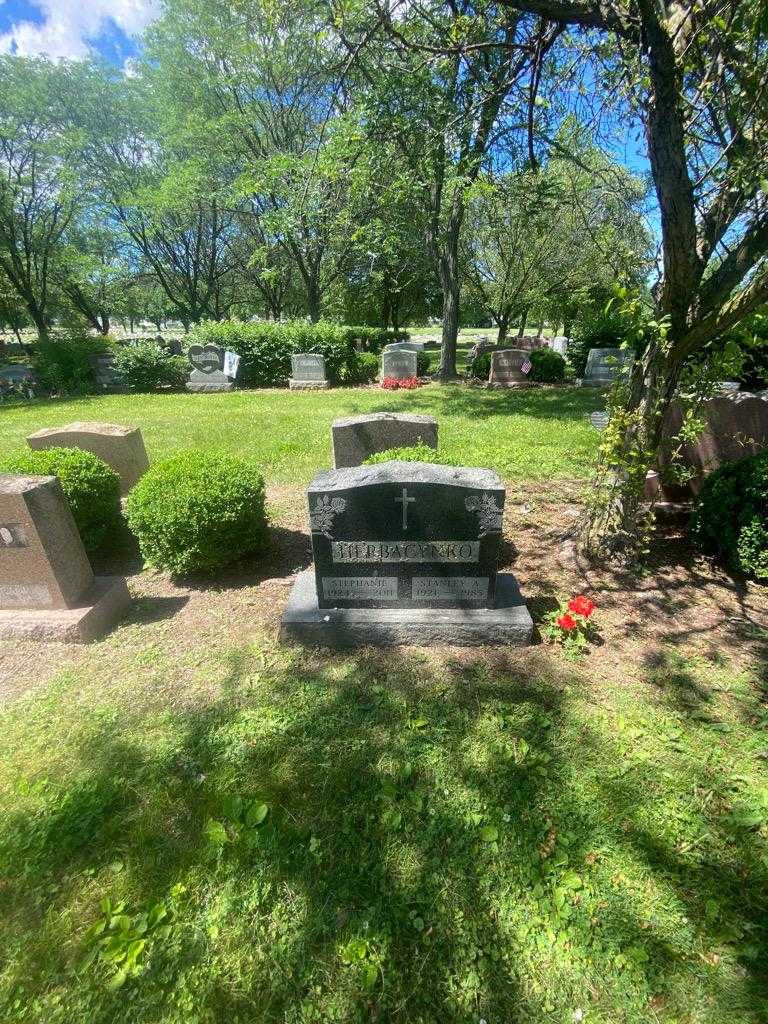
[331,540,480,563]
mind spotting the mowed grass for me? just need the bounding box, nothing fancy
[0,384,602,484]
[0,640,767,1023]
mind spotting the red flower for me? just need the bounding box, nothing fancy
[556,612,578,631]
[568,595,595,618]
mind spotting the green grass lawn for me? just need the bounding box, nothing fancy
[1,640,766,1023]
[0,384,603,484]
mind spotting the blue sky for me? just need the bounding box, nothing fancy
[0,0,157,65]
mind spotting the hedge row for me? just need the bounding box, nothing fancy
[189,320,408,387]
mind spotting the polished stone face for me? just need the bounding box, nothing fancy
[307,461,505,609]
[188,344,225,374]
[490,348,529,383]
[291,353,327,381]
[381,349,417,380]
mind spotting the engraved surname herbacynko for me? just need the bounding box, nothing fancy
[395,487,416,530]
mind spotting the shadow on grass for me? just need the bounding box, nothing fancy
[1,644,766,1022]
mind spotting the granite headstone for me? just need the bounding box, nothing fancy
[186,344,236,392]
[27,421,149,494]
[331,412,438,468]
[280,461,533,646]
[290,353,329,390]
[381,348,418,381]
[489,349,532,386]
[583,348,634,386]
[0,474,130,641]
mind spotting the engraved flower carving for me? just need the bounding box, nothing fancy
[465,493,503,537]
[309,494,347,538]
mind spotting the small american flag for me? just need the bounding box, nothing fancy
[521,358,532,375]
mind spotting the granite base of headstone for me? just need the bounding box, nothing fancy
[332,412,438,468]
[186,344,236,392]
[280,461,533,648]
[381,348,418,381]
[489,349,533,387]
[581,348,634,387]
[289,353,329,390]
[0,475,130,642]
[27,421,149,494]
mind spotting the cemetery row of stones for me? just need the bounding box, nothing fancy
[2,409,767,648]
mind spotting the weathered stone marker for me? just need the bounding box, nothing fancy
[381,348,417,381]
[280,461,533,647]
[332,412,438,468]
[582,348,634,386]
[27,421,149,494]
[489,349,532,386]
[384,341,425,353]
[290,353,329,390]
[186,344,237,392]
[0,475,130,641]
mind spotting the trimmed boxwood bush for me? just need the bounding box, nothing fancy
[0,447,121,552]
[691,451,768,580]
[364,445,463,466]
[469,351,493,379]
[416,351,431,377]
[112,341,188,392]
[529,347,566,383]
[125,450,268,576]
[338,351,379,385]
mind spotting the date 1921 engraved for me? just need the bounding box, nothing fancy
[412,577,489,600]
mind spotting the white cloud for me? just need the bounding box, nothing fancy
[0,0,159,61]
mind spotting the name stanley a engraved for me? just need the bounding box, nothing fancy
[331,539,480,563]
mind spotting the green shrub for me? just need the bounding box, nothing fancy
[469,351,492,379]
[112,341,188,392]
[363,444,463,466]
[0,447,121,552]
[125,450,269,576]
[569,305,629,377]
[416,351,431,377]
[690,451,768,580]
[529,347,566,383]
[338,351,379,385]
[33,335,112,394]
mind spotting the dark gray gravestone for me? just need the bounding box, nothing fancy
[186,344,235,393]
[583,348,634,386]
[332,412,438,468]
[489,349,532,386]
[381,348,417,381]
[290,353,328,390]
[384,341,425,353]
[280,461,533,647]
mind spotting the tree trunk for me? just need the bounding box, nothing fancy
[517,308,528,337]
[30,307,49,344]
[306,279,321,323]
[437,219,461,380]
[536,317,545,337]
[496,315,509,345]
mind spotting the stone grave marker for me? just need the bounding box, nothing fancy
[27,421,149,494]
[332,412,438,468]
[381,348,418,381]
[186,344,237,392]
[0,474,130,641]
[90,352,128,393]
[583,348,634,386]
[384,341,425,352]
[280,461,533,647]
[290,353,329,390]
[489,349,532,387]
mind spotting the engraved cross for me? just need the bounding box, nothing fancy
[395,487,416,530]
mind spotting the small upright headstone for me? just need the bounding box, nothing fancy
[186,344,237,392]
[280,461,533,647]
[381,348,418,381]
[290,353,329,390]
[332,413,438,468]
[27,421,149,494]
[384,341,425,353]
[583,348,634,386]
[90,352,128,394]
[0,475,130,641]
[489,349,533,387]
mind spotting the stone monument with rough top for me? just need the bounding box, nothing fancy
[290,353,329,390]
[27,421,149,494]
[0,474,130,642]
[332,412,438,468]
